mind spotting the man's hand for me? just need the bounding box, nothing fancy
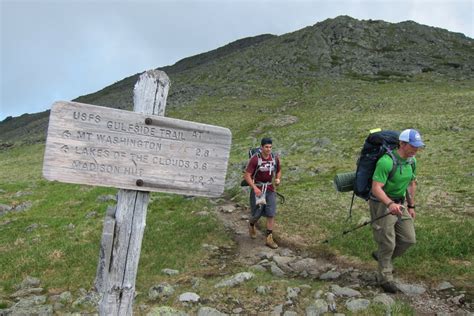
[408,207,416,219]
[254,187,262,196]
[388,202,403,216]
[275,178,281,186]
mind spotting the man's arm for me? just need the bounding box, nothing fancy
[274,169,282,186]
[371,181,403,216]
[406,180,417,219]
[244,169,262,196]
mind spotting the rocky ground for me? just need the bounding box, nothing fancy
[0,199,472,315]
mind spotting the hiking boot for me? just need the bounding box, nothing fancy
[371,251,378,262]
[265,233,278,249]
[249,223,257,239]
[380,281,400,294]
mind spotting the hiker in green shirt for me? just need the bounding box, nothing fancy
[369,129,425,293]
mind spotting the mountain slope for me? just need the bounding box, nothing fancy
[1,15,473,144]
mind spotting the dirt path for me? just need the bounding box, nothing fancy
[214,200,472,315]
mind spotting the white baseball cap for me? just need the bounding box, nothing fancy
[399,129,425,148]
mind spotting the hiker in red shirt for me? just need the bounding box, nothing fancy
[243,137,281,249]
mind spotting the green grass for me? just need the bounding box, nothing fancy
[1,76,473,309]
[0,145,233,295]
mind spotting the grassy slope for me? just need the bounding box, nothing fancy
[0,76,472,309]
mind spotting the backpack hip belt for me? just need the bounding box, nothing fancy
[369,193,405,204]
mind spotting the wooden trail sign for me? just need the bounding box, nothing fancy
[43,102,231,197]
[42,70,231,315]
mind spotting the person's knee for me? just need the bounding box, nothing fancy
[400,237,416,247]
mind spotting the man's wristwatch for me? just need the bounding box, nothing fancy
[407,205,416,209]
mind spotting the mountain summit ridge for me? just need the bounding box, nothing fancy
[1,15,473,144]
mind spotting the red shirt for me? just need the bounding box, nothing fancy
[245,154,280,192]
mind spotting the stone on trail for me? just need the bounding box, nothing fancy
[197,306,228,316]
[214,272,255,288]
[345,298,370,312]
[305,298,329,315]
[331,284,361,297]
[179,292,200,303]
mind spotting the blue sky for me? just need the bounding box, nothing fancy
[1,0,473,120]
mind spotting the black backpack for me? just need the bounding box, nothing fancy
[240,147,278,187]
[345,129,415,219]
[354,130,400,200]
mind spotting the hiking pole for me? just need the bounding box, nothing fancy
[276,191,285,204]
[321,211,394,244]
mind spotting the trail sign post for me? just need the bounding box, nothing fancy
[42,70,232,315]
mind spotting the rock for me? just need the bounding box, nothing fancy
[257,259,271,268]
[306,299,329,315]
[197,306,228,316]
[15,191,33,197]
[72,290,100,308]
[345,298,370,312]
[257,251,274,260]
[67,223,75,230]
[202,244,219,251]
[270,262,286,277]
[397,282,426,295]
[373,293,395,306]
[286,287,301,300]
[249,264,267,272]
[435,281,454,291]
[162,268,180,276]
[147,306,188,316]
[13,201,32,212]
[191,277,203,289]
[25,223,40,232]
[179,292,200,303]
[331,284,361,297]
[14,295,47,307]
[289,258,331,276]
[319,270,341,280]
[447,294,465,306]
[4,304,53,316]
[215,272,254,288]
[97,194,117,202]
[314,290,323,299]
[283,311,298,316]
[196,211,210,216]
[271,304,284,316]
[256,286,270,295]
[10,287,43,298]
[273,255,295,273]
[53,302,65,311]
[59,291,73,304]
[20,276,41,289]
[148,283,175,300]
[326,292,337,312]
[0,203,12,213]
[85,211,98,218]
[218,204,235,213]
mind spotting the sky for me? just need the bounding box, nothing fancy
[1,0,473,120]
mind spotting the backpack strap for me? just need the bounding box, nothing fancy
[382,144,400,181]
[252,153,278,180]
[252,153,262,180]
[387,150,416,181]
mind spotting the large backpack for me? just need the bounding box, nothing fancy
[353,129,400,200]
[240,147,278,187]
[344,129,417,219]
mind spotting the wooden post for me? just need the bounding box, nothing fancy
[96,70,170,315]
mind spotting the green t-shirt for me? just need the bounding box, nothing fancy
[372,152,416,198]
